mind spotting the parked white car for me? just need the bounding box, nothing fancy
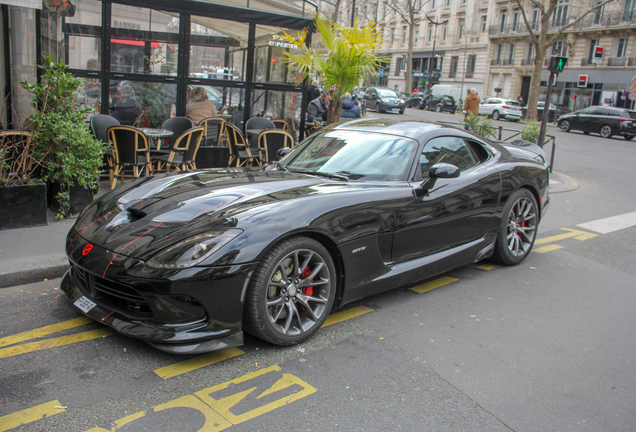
[478,98,522,121]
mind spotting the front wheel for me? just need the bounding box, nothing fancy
[600,125,613,138]
[244,236,337,346]
[399,110,405,114]
[492,189,538,265]
[375,103,383,113]
[492,110,500,120]
[559,120,571,132]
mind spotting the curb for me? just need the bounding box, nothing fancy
[0,261,68,288]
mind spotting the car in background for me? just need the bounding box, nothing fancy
[522,102,572,122]
[362,87,406,114]
[406,92,426,108]
[557,106,636,139]
[423,94,456,113]
[478,98,522,121]
[417,94,432,109]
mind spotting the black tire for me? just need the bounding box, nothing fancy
[244,236,337,346]
[375,103,383,113]
[624,135,634,140]
[492,110,500,120]
[583,131,590,135]
[559,120,571,132]
[492,188,539,266]
[435,105,442,113]
[399,110,405,114]
[600,125,613,138]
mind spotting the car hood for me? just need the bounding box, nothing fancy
[71,169,403,261]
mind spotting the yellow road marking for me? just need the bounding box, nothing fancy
[0,317,94,348]
[533,244,564,253]
[322,305,373,328]
[477,264,500,271]
[0,400,66,432]
[534,228,597,245]
[154,347,245,380]
[572,182,578,186]
[0,328,114,359]
[562,174,571,178]
[411,276,459,294]
[154,395,231,431]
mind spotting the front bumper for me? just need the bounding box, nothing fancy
[380,101,405,111]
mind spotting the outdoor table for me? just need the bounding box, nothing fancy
[141,128,174,173]
[246,128,269,158]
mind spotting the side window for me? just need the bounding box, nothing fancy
[420,136,478,177]
[579,107,595,115]
[465,139,490,163]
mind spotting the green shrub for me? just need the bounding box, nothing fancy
[463,112,496,138]
[521,119,543,144]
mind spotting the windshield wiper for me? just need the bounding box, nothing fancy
[276,161,288,172]
[289,168,349,181]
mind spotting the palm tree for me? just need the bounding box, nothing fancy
[280,13,387,124]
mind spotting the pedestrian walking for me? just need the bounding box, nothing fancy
[463,88,480,130]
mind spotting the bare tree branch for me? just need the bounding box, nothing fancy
[547,0,616,46]
[516,0,539,44]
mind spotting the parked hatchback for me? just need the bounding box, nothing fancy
[406,92,426,108]
[424,94,456,113]
[363,87,405,114]
[557,106,636,139]
[478,98,522,121]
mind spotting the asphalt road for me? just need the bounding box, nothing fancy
[2,109,635,432]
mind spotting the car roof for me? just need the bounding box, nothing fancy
[329,118,443,141]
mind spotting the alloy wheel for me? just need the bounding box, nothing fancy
[506,196,537,257]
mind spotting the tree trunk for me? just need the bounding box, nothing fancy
[405,15,415,93]
[326,99,343,124]
[331,0,342,22]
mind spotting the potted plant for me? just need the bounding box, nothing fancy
[21,55,108,219]
[0,128,48,230]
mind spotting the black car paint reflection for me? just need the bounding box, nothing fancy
[62,119,549,353]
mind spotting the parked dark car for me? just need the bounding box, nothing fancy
[424,94,457,113]
[61,119,549,354]
[557,106,636,139]
[522,102,572,122]
[406,92,426,108]
[417,94,432,109]
[362,87,406,113]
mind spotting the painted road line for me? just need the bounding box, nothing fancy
[154,347,245,380]
[533,244,564,253]
[322,305,373,328]
[411,276,459,294]
[477,264,500,271]
[0,317,94,348]
[534,228,597,245]
[0,400,66,432]
[577,210,636,234]
[0,328,114,359]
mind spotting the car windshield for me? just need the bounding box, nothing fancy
[280,130,418,181]
[377,89,399,98]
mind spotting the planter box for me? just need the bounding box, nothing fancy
[0,183,48,230]
[48,181,96,218]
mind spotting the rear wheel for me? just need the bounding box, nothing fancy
[435,105,442,113]
[492,189,538,265]
[625,135,634,140]
[559,120,571,132]
[492,110,501,120]
[375,103,383,113]
[244,236,336,346]
[600,125,613,138]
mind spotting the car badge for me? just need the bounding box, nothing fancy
[83,244,94,256]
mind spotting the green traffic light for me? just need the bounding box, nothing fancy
[557,59,564,71]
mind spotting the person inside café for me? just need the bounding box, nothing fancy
[185,86,218,124]
[110,84,141,126]
[307,90,330,124]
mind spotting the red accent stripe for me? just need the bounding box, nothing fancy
[71,208,120,245]
[101,311,114,322]
[102,222,164,278]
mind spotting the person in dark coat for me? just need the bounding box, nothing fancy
[307,80,321,103]
[307,90,330,123]
[340,93,361,119]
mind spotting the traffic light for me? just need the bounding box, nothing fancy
[422,77,426,84]
[548,56,568,73]
[572,95,576,100]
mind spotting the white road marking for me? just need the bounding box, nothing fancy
[577,211,636,234]
[549,179,562,185]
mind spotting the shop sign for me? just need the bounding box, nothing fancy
[113,20,142,30]
[269,35,296,49]
[592,46,604,64]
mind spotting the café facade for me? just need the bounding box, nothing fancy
[1,0,316,134]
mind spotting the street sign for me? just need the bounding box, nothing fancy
[547,56,568,73]
[592,46,604,64]
[629,90,636,101]
[578,75,588,88]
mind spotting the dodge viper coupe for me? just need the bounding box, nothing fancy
[62,119,550,354]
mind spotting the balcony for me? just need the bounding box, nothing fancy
[573,10,635,30]
[580,58,596,66]
[629,57,636,66]
[607,57,626,66]
[465,71,474,78]
[521,58,534,66]
[491,58,502,66]
[449,70,457,78]
[488,23,529,36]
[502,59,514,66]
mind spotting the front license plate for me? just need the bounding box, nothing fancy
[74,296,97,313]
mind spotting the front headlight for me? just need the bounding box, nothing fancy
[146,229,242,269]
[400,99,405,103]
[381,98,390,103]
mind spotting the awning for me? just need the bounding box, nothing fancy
[111,38,162,48]
[1,0,41,8]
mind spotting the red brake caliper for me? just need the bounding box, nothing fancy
[517,221,526,241]
[301,265,313,296]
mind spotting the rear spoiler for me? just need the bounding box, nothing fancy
[496,139,548,164]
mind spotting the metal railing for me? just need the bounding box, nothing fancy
[580,58,596,66]
[521,58,535,66]
[502,59,514,66]
[436,120,556,172]
[608,57,627,66]
[573,10,635,29]
[491,58,502,66]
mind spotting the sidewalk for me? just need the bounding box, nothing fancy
[0,174,578,288]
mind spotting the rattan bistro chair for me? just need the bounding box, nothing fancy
[106,126,152,189]
[153,126,204,172]
[197,117,226,147]
[257,129,294,164]
[224,122,260,167]
[89,114,120,182]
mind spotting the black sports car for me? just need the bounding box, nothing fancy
[61,119,550,354]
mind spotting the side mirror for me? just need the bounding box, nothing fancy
[429,163,460,179]
[276,147,291,159]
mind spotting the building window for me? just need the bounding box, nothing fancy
[625,0,635,20]
[552,0,569,27]
[553,40,567,56]
[428,25,433,41]
[466,54,476,77]
[531,9,540,30]
[500,10,507,32]
[390,27,395,45]
[588,39,599,60]
[458,19,465,39]
[512,10,520,31]
[442,22,448,40]
[402,25,407,44]
[449,55,458,77]
[496,44,503,61]
[527,43,534,59]
[617,38,628,57]
[445,0,451,7]
[594,1,606,24]
[507,43,515,64]
[431,0,436,10]
[481,15,487,32]
[415,30,419,43]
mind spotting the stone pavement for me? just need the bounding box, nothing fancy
[0,173,578,288]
